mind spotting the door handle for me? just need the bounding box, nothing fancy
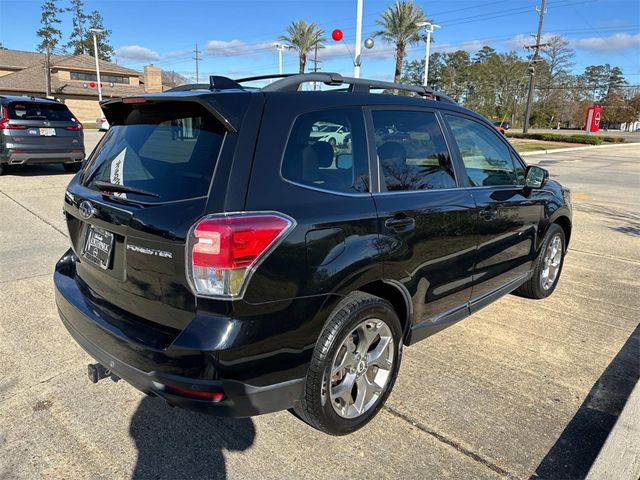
[385,216,416,230]
[479,207,498,221]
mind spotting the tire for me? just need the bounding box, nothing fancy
[63,162,82,173]
[515,223,565,299]
[293,291,403,435]
[327,137,337,148]
[0,163,4,176]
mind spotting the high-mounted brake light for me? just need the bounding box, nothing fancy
[187,213,294,298]
[122,97,147,104]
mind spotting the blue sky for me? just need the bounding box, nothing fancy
[1,0,639,83]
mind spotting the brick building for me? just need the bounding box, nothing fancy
[0,49,164,123]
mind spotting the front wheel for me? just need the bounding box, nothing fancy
[293,291,403,435]
[515,223,565,299]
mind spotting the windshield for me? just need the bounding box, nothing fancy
[82,101,225,204]
[8,102,75,121]
[319,125,340,132]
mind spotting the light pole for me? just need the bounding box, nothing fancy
[89,28,104,101]
[274,43,291,75]
[354,0,363,78]
[416,22,440,87]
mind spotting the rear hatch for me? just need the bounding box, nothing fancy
[3,101,83,150]
[64,97,239,332]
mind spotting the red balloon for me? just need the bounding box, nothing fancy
[332,29,343,41]
[89,81,96,88]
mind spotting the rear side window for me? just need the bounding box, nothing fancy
[82,101,224,203]
[8,102,74,121]
[445,114,518,187]
[281,108,368,194]
[372,110,456,191]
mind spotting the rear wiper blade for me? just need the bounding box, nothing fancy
[93,180,160,198]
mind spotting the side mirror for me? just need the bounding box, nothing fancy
[336,154,353,170]
[525,165,548,189]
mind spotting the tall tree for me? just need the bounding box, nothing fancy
[278,20,324,74]
[36,0,63,54]
[65,0,89,54]
[36,0,63,96]
[86,10,114,61]
[374,0,427,84]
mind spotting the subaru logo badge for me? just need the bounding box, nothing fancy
[78,200,96,220]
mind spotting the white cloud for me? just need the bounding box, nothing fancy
[571,32,640,52]
[504,33,558,51]
[114,45,161,62]
[203,39,273,56]
[434,39,487,54]
[317,43,395,61]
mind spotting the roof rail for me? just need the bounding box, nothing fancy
[165,75,244,93]
[235,73,296,83]
[261,72,456,103]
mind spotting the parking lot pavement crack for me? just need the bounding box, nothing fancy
[0,272,51,285]
[383,404,520,479]
[568,247,640,265]
[0,190,67,238]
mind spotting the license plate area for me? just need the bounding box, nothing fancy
[39,128,56,136]
[83,226,114,270]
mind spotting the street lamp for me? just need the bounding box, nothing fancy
[274,43,291,75]
[89,28,104,101]
[416,22,440,87]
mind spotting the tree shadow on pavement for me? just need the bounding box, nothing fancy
[531,324,639,479]
[130,396,256,480]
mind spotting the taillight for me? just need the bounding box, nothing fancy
[0,106,26,129]
[65,123,83,131]
[187,213,294,298]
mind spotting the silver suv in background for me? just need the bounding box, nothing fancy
[0,96,85,175]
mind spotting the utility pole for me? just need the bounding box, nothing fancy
[417,22,440,86]
[354,0,363,78]
[44,46,52,98]
[193,44,201,83]
[522,0,547,133]
[312,44,321,90]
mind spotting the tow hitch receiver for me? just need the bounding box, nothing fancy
[87,363,120,383]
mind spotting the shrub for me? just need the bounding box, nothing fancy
[505,132,624,145]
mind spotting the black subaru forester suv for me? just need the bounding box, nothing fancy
[55,73,572,435]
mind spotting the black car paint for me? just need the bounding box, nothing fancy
[55,88,572,416]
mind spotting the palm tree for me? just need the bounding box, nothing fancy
[278,20,325,74]
[374,1,427,84]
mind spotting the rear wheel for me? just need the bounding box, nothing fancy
[63,162,82,173]
[515,223,565,299]
[0,163,4,176]
[294,291,403,435]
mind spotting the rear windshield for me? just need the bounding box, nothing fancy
[8,102,75,121]
[82,101,225,203]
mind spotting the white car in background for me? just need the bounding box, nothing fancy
[309,123,350,147]
[96,116,110,131]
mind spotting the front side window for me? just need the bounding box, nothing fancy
[372,110,456,191]
[445,114,518,187]
[82,101,224,203]
[282,109,367,193]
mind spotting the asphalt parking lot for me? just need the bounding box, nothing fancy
[0,141,638,479]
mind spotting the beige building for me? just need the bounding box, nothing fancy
[0,49,164,124]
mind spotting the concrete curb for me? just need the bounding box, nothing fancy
[586,379,640,480]
[518,142,638,156]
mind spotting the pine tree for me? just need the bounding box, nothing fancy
[36,0,63,54]
[86,10,114,61]
[65,0,89,55]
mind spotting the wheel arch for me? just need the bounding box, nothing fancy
[357,279,413,345]
[553,215,572,250]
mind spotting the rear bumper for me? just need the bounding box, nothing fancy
[0,150,84,165]
[54,251,306,417]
